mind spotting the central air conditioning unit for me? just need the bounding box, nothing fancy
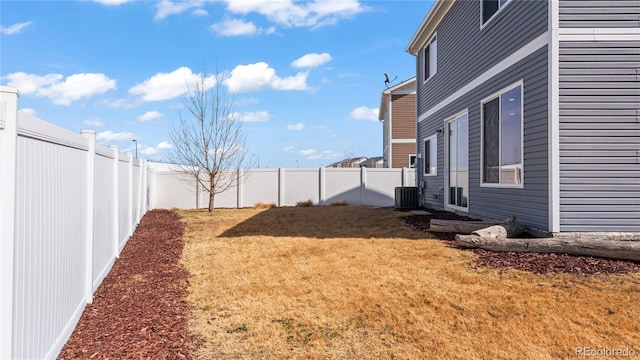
[395,186,418,210]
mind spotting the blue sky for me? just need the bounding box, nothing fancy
[1,0,431,167]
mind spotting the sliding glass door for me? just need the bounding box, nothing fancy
[446,113,468,210]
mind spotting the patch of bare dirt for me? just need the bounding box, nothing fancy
[58,209,201,359]
[403,212,640,275]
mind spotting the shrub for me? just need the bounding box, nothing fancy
[254,202,276,209]
[329,201,349,206]
[295,199,314,207]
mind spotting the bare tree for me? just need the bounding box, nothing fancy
[168,69,251,211]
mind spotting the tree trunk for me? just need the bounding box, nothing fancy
[429,219,497,234]
[208,191,214,212]
[455,235,640,262]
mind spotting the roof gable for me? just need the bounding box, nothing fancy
[379,77,416,121]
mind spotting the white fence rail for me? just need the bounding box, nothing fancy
[0,86,150,360]
[150,165,416,209]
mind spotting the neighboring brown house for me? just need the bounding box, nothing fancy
[359,156,383,168]
[326,157,368,168]
[378,77,416,168]
[327,157,383,168]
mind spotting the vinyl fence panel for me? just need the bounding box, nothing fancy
[0,88,18,360]
[132,160,141,228]
[239,168,280,207]
[93,147,117,291]
[363,168,404,206]
[150,171,201,209]
[118,155,131,250]
[0,86,150,360]
[13,120,89,360]
[323,168,363,205]
[283,168,320,206]
[214,173,239,208]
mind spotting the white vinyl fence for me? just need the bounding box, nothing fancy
[150,165,416,209]
[0,86,150,360]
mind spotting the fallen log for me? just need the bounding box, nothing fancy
[471,221,525,238]
[429,219,497,234]
[455,235,640,262]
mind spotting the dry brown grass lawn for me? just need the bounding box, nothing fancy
[178,206,640,360]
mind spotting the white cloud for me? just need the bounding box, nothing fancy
[282,146,294,151]
[225,62,308,93]
[96,130,134,141]
[129,67,216,101]
[292,53,332,68]
[139,146,159,155]
[287,123,304,131]
[0,21,33,35]
[20,108,36,115]
[139,141,172,156]
[43,73,116,105]
[298,148,341,160]
[223,0,366,29]
[138,110,163,122]
[210,18,275,37]
[299,149,316,157]
[84,119,105,127]
[311,150,341,160]
[5,72,62,95]
[155,0,204,20]
[230,110,270,122]
[192,8,208,16]
[5,71,116,105]
[349,106,379,121]
[92,0,132,5]
[157,141,173,149]
[102,98,138,109]
[211,18,258,36]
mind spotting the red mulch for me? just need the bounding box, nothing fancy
[59,209,201,360]
[403,211,640,275]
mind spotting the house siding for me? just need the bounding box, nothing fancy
[419,47,549,230]
[559,0,640,28]
[558,40,640,231]
[417,0,548,116]
[391,143,416,169]
[382,103,391,167]
[391,94,416,139]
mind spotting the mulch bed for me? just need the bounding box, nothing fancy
[59,209,201,359]
[403,211,640,275]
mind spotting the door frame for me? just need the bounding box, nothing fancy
[444,110,469,212]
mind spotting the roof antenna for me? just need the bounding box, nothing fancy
[384,73,397,88]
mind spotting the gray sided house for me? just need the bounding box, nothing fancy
[407,0,639,233]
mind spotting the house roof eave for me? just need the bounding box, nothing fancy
[405,0,455,55]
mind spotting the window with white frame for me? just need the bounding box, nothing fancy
[409,154,417,168]
[482,0,512,25]
[481,82,523,186]
[423,34,437,82]
[424,134,437,176]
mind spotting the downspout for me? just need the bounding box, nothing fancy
[548,0,560,233]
